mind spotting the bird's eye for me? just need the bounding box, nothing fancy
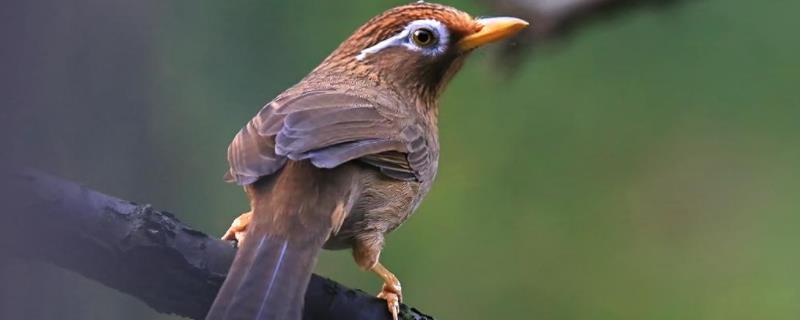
[411,28,436,47]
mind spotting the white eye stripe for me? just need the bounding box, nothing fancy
[356,19,450,61]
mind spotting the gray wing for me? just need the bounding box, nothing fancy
[225,91,432,185]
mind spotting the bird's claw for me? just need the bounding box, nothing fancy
[377,281,402,320]
[221,211,252,245]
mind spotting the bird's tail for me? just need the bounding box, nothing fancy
[206,161,357,320]
[207,233,322,320]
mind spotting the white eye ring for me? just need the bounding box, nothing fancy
[357,19,450,61]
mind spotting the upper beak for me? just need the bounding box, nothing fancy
[458,17,529,51]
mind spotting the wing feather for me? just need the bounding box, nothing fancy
[226,91,432,185]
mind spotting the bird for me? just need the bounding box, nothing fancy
[206,3,528,320]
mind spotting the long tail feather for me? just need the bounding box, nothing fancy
[206,161,357,320]
[207,233,321,320]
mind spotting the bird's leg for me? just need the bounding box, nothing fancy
[354,238,402,320]
[372,262,402,320]
[221,210,252,244]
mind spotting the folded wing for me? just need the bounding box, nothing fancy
[226,90,433,185]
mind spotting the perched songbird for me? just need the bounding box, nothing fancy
[207,3,527,320]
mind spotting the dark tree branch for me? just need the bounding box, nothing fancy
[482,0,688,65]
[0,169,432,320]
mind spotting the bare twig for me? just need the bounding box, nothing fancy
[483,0,686,64]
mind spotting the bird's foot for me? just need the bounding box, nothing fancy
[372,263,402,320]
[221,211,252,245]
[377,282,402,320]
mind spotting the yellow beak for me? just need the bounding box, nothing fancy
[458,17,530,51]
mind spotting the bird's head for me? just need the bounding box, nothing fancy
[313,2,528,103]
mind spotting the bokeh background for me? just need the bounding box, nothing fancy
[3,0,799,319]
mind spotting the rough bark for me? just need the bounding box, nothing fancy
[0,169,432,320]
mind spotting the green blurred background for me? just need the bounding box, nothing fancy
[4,0,800,319]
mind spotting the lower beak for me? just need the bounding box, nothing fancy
[457,17,529,51]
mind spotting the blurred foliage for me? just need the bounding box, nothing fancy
[5,0,800,319]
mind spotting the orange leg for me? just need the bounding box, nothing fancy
[372,262,402,320]
[221,211,252,244]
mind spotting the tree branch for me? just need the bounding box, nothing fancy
[482,0,687,64]
[0,169,432,320]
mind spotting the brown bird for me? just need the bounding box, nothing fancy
[206,3,527,320]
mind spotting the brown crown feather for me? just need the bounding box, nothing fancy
[321,2,482,68]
